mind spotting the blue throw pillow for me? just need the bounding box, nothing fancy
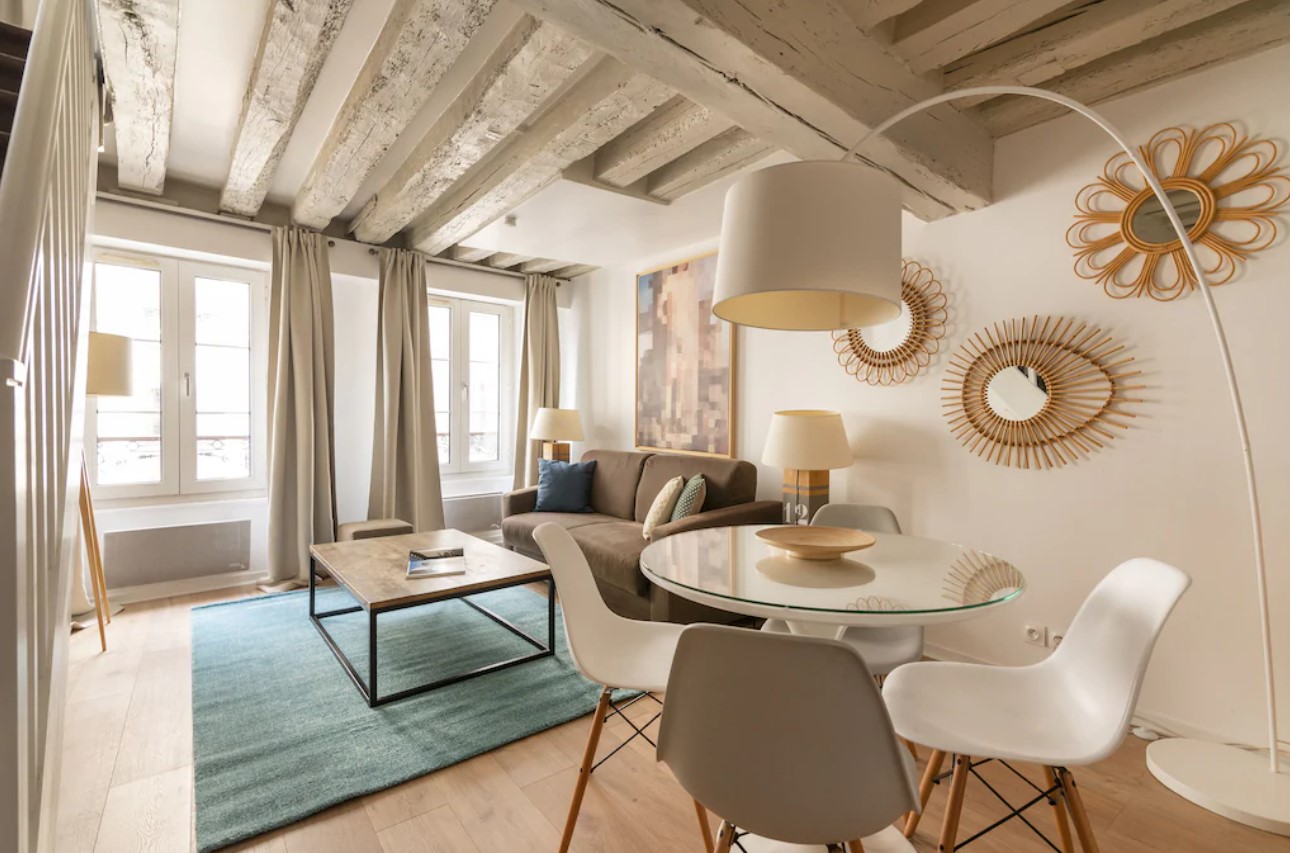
[534,459,597,513]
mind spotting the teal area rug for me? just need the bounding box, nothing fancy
[191,585,605,852]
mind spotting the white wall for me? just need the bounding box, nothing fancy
[571,44,1290,745]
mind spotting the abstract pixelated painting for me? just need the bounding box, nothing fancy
[635,253,735,456]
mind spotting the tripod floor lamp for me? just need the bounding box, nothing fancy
[711,86,1286,835]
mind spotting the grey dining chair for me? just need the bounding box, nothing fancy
[658,625,920,852]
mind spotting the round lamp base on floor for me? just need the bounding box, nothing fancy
[1147,738,1290,836]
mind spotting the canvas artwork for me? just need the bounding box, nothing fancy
[635,253,735,456]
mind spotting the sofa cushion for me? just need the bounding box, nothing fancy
[534,458,596,513]
[583,449,652,519]
[502,512,618,555]
[634,454,758,523]
[569,521,651,595]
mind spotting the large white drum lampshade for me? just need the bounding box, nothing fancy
[713,161,903,331]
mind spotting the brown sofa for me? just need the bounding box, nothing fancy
[501,449,781,622]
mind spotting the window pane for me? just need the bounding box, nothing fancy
[93,263,163,485]
[468,311,500,463]
[195,277,250,347]
[194,277,252,481]
[429,304,452,464]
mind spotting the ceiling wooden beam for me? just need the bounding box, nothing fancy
[99,0,180,194]
[646,128,776,201]
[349,17,594,243]
[511,0,993,220]
[487,252,534,268]
[408,57,672,254]
[593,96,736,188]
[290,0,498,230]
[976,0,1290,137]
[551,263,597,278]
[944,0,1249,105]
[892,0,1074,74]
[220,0,355,217]
[447,245,496,263]
[836,0,922,32]
[519,258,570,274]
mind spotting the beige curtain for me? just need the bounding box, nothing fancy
[267,227,337,584]
[368,248,445,531]
[513,275,561,489]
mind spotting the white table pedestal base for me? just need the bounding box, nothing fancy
[1146,738,1290,836]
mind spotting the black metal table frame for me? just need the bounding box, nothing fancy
[308,556,556,707]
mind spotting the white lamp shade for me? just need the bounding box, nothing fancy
[530,408,584,442]
[713,161,903,331]
[762,410,852,470]
[86,332,133,397]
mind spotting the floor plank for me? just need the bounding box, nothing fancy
[92,766,192,853]
[436,753,562,851]
[376,805,481,853]
[282,801,383,853]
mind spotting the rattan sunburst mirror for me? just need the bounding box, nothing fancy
[1067,122,1289,301]
[942,316,1141,469]
[833,259,947,385]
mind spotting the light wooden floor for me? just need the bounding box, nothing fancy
[56,585,1287,853]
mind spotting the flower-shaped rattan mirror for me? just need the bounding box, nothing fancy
[1067,122,1289,301]
[942,316,1141,469]
[832,259,947,385]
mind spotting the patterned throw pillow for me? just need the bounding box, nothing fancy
[642,476,685,540]
[670,474,707,522]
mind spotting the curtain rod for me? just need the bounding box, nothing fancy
[96,190,559,282]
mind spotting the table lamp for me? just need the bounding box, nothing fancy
[530,408,584,463]
[762,410,852,525]
[78,331,133,651]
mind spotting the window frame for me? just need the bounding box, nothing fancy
[429,294,515,478]
[86,247,269,500]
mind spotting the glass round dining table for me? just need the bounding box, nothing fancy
[640,524,1025,629]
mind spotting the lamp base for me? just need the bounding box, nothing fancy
[540,441,571,462]
[782,469,828,525]
[1146,738,1290,836]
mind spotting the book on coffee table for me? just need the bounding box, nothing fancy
[407,547,467,578]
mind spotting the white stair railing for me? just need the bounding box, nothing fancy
[0,0,100,850]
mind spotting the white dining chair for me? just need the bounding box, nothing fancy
[531,523,705,853]
[763,504,923,680]
[658,624,920,852]
[884,557,1190,852]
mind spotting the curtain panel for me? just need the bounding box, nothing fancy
[267,227,337,584]
[368,248,446,531]
[513,275,561,489]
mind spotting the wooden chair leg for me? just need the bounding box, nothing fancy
[1058,768,1101,853]
[1043,766,1076,853]
[903,737,919,761]
[559,686,612,853]
[938,754,972,853]
[714,820,736,853]
[693,799,714,853]
[79,457,108,652]
[846,840,866,852]
[903,747,945,837]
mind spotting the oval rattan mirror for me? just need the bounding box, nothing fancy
[833,259,947,385]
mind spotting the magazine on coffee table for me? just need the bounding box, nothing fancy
[407,547,467,579]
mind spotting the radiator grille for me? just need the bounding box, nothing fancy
[102,519,252,589]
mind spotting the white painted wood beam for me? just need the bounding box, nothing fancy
[551,263,597,278]
[511,0,993,220]
[519,258,570,274]
[976,0,1290,137]
[448,245,496,263]
[487,252,534,268]
[646,128,776,201]
[290,0,499,230]
[943,0,1249,106]
[98,0,181,194]
[593,95,736,188]
[891,0,1074,74]
[836,0,922,32]
[349,17,594,243]
[408,57,672,254]
[220,0,355,217]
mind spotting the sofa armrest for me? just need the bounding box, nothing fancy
[501,486,539,518]
[650,500,782,540]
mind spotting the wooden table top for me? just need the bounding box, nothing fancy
[310,529,550,611]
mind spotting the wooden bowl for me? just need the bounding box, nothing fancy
[755,526,877,561]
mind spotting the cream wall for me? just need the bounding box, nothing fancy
[571,44,1290,745]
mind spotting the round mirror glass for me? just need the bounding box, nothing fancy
[859,300,912,353]
[986,366,1048,421]
[1130,188,1203,245]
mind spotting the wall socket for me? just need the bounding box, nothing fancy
[1024,625,1048,647]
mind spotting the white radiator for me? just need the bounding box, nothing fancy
[102,520,253,589]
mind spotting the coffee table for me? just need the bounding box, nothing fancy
[308,529,554,707]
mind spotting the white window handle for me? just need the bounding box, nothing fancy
[183,372,192,397]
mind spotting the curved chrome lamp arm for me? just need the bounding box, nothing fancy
[846,85,1276,774]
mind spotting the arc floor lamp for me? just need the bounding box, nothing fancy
[712,86,1286,835]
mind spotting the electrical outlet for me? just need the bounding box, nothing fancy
[1024,625,1048,647]
[1051,633,1064,648]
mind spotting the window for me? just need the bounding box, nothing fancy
[429,296,514,475]
[87,249,268,499]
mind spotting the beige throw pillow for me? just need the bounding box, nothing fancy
[642,476,685,540]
